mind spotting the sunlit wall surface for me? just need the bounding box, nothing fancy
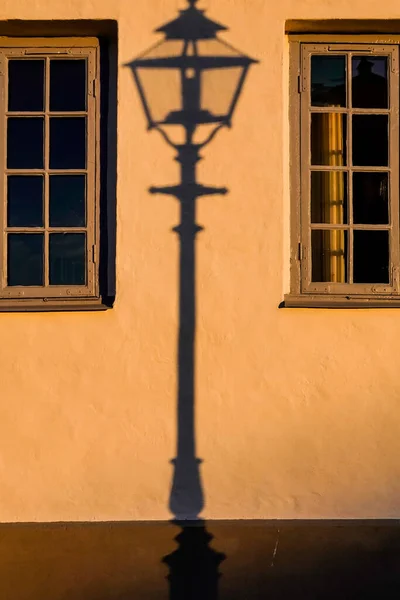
[0,0,399,526]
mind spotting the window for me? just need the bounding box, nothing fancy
[287,36,400,307]
[0,37,105,310]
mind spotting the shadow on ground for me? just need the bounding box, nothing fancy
[1,520,400,599]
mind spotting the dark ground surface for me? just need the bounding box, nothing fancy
[1,520,399,599]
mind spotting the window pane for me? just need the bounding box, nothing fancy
[7,176,43,227]
[50,59,87,112]
[353,172,389,225]
[352,115,388,166]
[312,230,348,282]
[50,175,86,227]
[352,57,388,109]
[311,171,347,224]
[8,59,44,112]
[49,117,86,169]
[7,118,44,169]
[353,230,389,283]
[8,234,43,286]
[49,233,86,285]
[311,113,347,166]
[311,55,346,107]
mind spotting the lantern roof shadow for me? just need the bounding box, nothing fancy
[156,1,227,41]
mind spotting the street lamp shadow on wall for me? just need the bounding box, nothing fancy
[126,0,257,524]
[126,2,257,596]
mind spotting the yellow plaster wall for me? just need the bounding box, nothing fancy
[1,0,400,522]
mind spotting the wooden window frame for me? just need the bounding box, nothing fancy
[286,35,400,308]
[0,37,106,311]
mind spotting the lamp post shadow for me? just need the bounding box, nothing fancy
[151,138,227,599]
[150,139,227,523]
[126,1,257,597]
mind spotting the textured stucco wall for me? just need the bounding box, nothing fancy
[1,0,400,522]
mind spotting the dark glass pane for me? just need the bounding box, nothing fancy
[8,234,43,286]
[311,171,347,224]
[311,55,346,107]
[353,230,389,283]
[8,59,44,112]
[8,176,43,227]
[50,118,86,169]
[352,115,388,166]
[353,172,389,225]
[312,230,348,282]
[50,175,86,227]
[7,118,44,169]
[311,113,347,166]
[49,233,86,285]
[352,57,388,109]
[50,59,87,112]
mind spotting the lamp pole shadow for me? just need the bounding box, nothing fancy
[126,1,257,596]
[150,132,227,599]
[150,134,227,521]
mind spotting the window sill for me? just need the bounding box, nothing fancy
[283,294,400,308]
[0,297,113,312]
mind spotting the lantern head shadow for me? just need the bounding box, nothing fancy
[127,0,257,147]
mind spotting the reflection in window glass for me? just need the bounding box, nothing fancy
[312,230,347,283]
[352,115,388,166]
[8,176,44,227]
[353,230,389,283]
[49,233,86,285]
[7,118,44,169]
[311,55,346,107]
[311,113,347,166]
[8,234,44,286]
[311,172,347,224]
[8,60,44,112]
[352,57,388,109]
[50,59,87,111]
[353,172,389,225]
